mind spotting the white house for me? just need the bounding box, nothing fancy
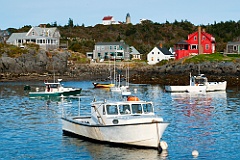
[147,47,175,65]
[7,25,60,50]
[102,16,120,25]
[129,46,141,60]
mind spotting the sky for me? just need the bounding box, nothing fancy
[1,0,240,30]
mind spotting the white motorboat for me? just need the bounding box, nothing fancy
[61,96,169,149]
[29,79,82,97]
[165,73,227,92]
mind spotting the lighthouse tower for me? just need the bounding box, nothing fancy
[126,13,131,24]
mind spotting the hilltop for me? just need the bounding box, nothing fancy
[6,20,240,58]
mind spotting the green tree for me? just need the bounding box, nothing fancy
[68,18,74,27]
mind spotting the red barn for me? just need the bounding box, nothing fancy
[175,27,216,60]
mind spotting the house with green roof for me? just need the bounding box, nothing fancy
[6,25,60,50]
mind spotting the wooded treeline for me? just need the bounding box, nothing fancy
[7,19,240,59]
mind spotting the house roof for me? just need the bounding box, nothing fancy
[157,47,173,55]
[129,46,140,55]
[95,41,126,45]
[102,16,113,20]
[227,41,240,45]
[0,30,10,37]
[6,33,27,43]
[27,27,58,37]
[176,40,189,45]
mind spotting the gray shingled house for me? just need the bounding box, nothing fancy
[93,40,130,61]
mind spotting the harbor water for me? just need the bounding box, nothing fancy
[0,81,239,160]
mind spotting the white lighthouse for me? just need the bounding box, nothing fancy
[126,13,131,24]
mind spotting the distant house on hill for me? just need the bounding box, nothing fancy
[0,29,10,43]
[225,41,240,54]
[147,46,175,65]
[102,16,120,25]
[175,26,216,60]
[6,25,60,50]
[93,41,130,61]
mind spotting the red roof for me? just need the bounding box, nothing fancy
[102,16,113,20]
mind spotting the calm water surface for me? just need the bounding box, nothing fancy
[0,81,239,160]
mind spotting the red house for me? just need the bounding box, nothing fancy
[175,27,216,60]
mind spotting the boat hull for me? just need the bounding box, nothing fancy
[29,89,82,97]
[206,81,227,91]
[165,85,206,92]
[93,83,115,88]
[62,117,169,148]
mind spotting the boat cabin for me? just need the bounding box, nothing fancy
[44,82,62,92]
[193,74,208,86]
[91,97,156,125]
[44,79,63,92]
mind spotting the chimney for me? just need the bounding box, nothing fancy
[198,26,202,55]
[159,43,162,48]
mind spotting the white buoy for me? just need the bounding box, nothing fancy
[160,141,168,150]
[134,88,137,93]
[192,150,199,157]
[36,87,39,92]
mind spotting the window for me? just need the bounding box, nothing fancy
[191,44,198,50]
[110,52,115,56]
[152,52,154,54]
[96,46,100,51]
[101,46,105,50]
[143,103,153,113]
[119,104,131,115]
[194,36,197,41]
[158,52,160,54]
[132,104,142,114]
[233,45,237,51]
[205,44,209,50]
[106,105,118,115]
[110,46,112,50]
[202,36,206,40]
[151,57,154,61]
[98,53,101,57]
[32,31,35,36]
[103,106,106,115]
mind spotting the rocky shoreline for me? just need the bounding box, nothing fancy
[1,50,240,87]
[1,64,239,87]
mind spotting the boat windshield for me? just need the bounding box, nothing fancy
[132,104,142,114]
[118,104,131,115]
[49,84,59,88]
[106,105,118,115]
[142,103,153,113]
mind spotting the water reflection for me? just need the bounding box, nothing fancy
[62,136,168,160]
[170,91,227,117]
[0,82,240,159]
